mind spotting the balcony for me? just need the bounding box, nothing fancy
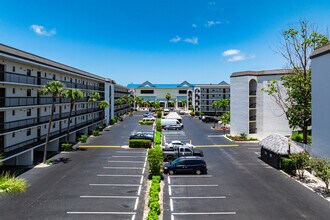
[0,108,101,133]
[1,71,102,91]
[0,96,90,107]
[249,90,256,96]
[2,116,104,157]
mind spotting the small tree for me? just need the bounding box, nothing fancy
[154,100,161,109]
[289,152,310,178]
[311,157,330,193]
[165,93,171,108]
[220,112,230,128]
[63,89,83,143]
[135,96,144,109]
[181,99,187,109]
[40,81,65,163]
[212,99,230,127]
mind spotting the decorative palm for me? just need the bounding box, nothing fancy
[99,100,109,109]
[154,100,161,109]
[212,99,230,127]
[63,89,83,143]
[165,93,171,108]
[182,99,187,109]
[40,81,65,163]
[88,92,101,128]
[135,97,144,109]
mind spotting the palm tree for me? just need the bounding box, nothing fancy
[154,100,161,109]
[40,81,65,163]
[145,100,151,108]
[63,89,83,143]
[212,99,230,128]
[182,99,187,110]
[135,97,144,109]
[88,92,101,128]
[165,93,171,108]
[99,100,109,122]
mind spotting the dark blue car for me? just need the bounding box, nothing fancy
[163,156,207,175]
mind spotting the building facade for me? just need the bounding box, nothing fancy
[0,44,126,166]
[127,81,230,115]
[311,44,330,158]
[230,69,291,140]
[114,84,131,116]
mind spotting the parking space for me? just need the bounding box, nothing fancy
[67,149,148,220]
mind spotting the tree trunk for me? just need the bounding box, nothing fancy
[303,121,308,144]
[91,102,95,130]
[43,96,56,163]
[66,101,74,143]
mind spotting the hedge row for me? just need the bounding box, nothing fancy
[129,139,152,148]
[154,131,161,145]
[156,118,162,132]
[147,176,161,220]
[139,120,154,125]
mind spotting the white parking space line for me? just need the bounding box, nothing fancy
[113,156,146,158]
[97,174,142,177]
[140,176,143,184]
[170,185,219,187]
[108,161,145,163]
[170,199,174,211]
[207,135,223,137]
[168,175,213,178]
[143,162,147,168]
[171,196,226,199]
[255,152,261,156]
[80,196,138,199]
[103,167,143,169]
[172,212,236,215]
[142,168,145,174]
[67,212,136,215]
[134,197,139,210]
[169,186,172,196]
[90,184,140,187]
[138,185,142,195]
[171,214,175,220]
[168,176,171,184]
[131,214,135,220]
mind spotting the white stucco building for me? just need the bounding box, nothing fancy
[230,69,291,140]
[311,44,330,158]
[0,43,128,166]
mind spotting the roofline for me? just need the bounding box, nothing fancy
[0,43,113,82]
[230,69,291,78]
[310,43,330,59]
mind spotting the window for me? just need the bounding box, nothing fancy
[27,89,31,97]
[27,69,31,76]
[179,90,187,94]
[64,77,66,81]
[12,66,15,72]
[12,88,15,94]
[44,72,47,77]
[53,74,56,80]
[141,90,154,94]
[12,110,15,116]
[12,133,15,138]
[27,109,31,116]
[44,107,47,112]
[27,129,31,136]
[52,123,55,128]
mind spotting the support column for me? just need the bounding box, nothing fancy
[16,150,34,166]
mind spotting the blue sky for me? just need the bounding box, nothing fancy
[1,0,330,85]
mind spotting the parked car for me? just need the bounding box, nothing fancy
[143,116,156,121]
[163,156,207,175]
[202,116,219,123]
[143,112,152,117]
[129,132,154,141]
[163,146,203,161]
[163,124,183,130]
[164,140,194,149]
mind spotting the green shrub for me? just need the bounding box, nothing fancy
[129,139,152,148]
[240,133,247,140]
[190,112,195,116]
[148,196,159,206]
[152,175,161,183]
[149,201,161,215]
[139,120,154,125]
[147,210,159,220]
[78,135,88,143]
[156,118,162,132]
[281,157,296,175]
[61,143,73,151]
[291,133,312,144]
[110,118,116,125]
[92,130,100,136]
[289,152,310,178]
[148,148,163,176]
[311,157,330,193]
[0,172,28,194]
[97,125,104,131]
[154,131,161,145]
[157,111,162,118]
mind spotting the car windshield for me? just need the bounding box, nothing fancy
[171,158,181,165]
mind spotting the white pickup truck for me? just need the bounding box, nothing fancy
[164,140,195,149]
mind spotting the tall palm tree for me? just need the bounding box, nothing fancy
[99,100,109,123]
[40,81,65,163]
[212,99,230,128]
[88,92,101,128]
[63,89,83,143]
[181,99,187,110]
[135,97,144,109]
[165,93,171,108]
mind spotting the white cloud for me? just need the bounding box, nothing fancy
[222,49,255,62]
[184,37,198,44]
[222,49,240,56]
[170,35,181,43]
[205,20,222,27]
[192,24,197,28]
[31,25,56,36]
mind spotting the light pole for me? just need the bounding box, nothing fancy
[288,138,292,155]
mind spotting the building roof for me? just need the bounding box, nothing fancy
[259,134,304,155]
[0,43,111,82]
[195,81,230,87]
[310,43,330,59]
[230,69,291,78]
[127,81,195,89]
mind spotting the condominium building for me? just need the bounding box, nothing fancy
[114,84,131,116]
[311,44,330,158]
[0,44,125,166]
[127,80,230,115]
[230,69,291,139]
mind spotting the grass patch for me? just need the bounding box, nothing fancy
[226,135,258,141]
[0,172,28,195]
[139,120,154,125]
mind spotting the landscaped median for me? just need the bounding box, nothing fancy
[145,117,164,220]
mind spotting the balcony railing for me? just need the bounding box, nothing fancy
[1,71,102,91]
[249,115,256,121]
[249,90,256,95]
[0,108,101,133]
[0,97,90,107]
[2,116,104,155]
[249,103,256,108]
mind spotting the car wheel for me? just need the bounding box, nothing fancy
[195,169,202,175]
[169,170,175,175]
